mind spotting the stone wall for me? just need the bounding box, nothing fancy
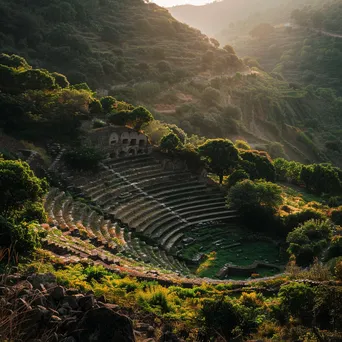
[87,126,152,158]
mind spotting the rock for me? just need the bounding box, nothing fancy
[28,273,57,289]
[76,307,135,342]
[50,286,66,301]
[158,331,181,342]
[51,315,62,322]
[97,294,106,303]
[36,305,53,322]
[58,307,69,316]
[98,302,120,311]
[136,323,155,338]
[66,288,79,295]
[60,316,78,334]
[63,296,79,310]
[31,294,48,307]
[78,295,94,311]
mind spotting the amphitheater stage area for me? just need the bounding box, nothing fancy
[44,153,285,281]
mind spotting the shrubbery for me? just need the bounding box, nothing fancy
[63,147,104,171]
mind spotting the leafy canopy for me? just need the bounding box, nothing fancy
[198,139,240,184]
[0,157,48,218]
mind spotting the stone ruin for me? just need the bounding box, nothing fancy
[87,126,152,158]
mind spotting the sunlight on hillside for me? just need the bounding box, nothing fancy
[1,0,342,340]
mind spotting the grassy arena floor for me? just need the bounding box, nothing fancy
[180,224,286,279]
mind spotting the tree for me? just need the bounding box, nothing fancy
[108,106,154,130]
[131,106,154,130]
[210,37,220,48]
[201,299,241,341]
[0,157,48,218]
[223,45,236,55]
[51,72,70,88]
[227,179,283,214]
[279,282,316,325]
[198,139,240,184]
[19,69,56,91]
[235,140,250,150]
[202,87,221,106]
[226,169,249,188]
[0,53,31,70]
[286,219,333,266]
[240,150,276,182]
[101,96,117,113]
[160,132,181,153]
[300,164,342,195]
[63,147,105,171]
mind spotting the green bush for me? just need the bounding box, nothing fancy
[63,146,105,171]
[287,219,333,266]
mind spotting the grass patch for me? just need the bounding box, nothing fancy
[180,224,285,279]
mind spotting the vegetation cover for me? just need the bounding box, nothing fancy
[0,1,342,340]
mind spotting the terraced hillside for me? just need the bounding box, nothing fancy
[42,152,285,280]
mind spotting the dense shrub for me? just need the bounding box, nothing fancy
[160,132,181,152]
[287,219,333,266]
[63,147,105,171]
[284,209,326,233]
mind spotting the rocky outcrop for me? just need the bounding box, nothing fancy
[0,272,147,342]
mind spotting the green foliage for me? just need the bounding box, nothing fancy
[198,139,240,184]
[279,282,315,325]
[226,169,250,188]
[51,72,70,88]
[235,139,250,150]
[202,87,221,106]
[160,132,181,152]
[200,299,242,340]
[240,150,276,182]
[330,206,342,225]
[83,265,111,282]
[63,146,105,171]
[227,179,284,234]
[0,157,48,219]
[287,219,333,266]
[0,157,47,260]
[274,158,302,185]
[227,179,283,214]
[300,164,342,195]
[100,96,116,113]
[0,217,44,258]
[108,106,154,130]
[284,209,326,233]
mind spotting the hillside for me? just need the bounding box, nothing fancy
[1,57,342,341]
[1,0,342,166]
[169,0,315,37]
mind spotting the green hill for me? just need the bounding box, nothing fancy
[1,0,342,165]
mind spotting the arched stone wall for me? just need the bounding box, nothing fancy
[121,132,130,144]
[109,133,119,145]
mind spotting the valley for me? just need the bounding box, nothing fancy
[1,0,342,341]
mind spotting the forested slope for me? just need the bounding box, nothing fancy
[1,0,341,166]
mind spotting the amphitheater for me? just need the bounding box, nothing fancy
[42,127,283,284]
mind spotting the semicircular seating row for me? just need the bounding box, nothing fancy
[69,154,237,254]
[43,188,191,275]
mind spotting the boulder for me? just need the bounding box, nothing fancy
[28,273,57,289]
[50,286,66,301]
[75,307,135,342]
[78,295,94,311]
